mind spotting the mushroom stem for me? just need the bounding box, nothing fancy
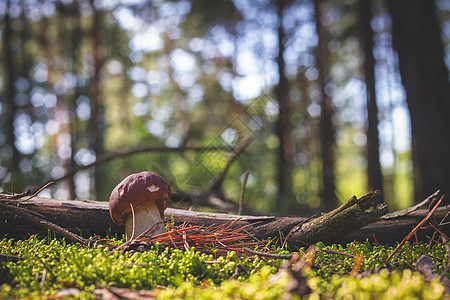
[124,200,166,241]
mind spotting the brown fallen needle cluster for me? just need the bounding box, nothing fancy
[108,219,269,256]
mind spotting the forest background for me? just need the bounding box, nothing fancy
[0,0,449,217]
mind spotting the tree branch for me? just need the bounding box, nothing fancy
[48,144,231,184]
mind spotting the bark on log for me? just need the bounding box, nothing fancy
[171,191,264,215]
[1,192,448,249]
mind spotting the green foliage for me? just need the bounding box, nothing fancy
[158,266,289,300]
[0,236,282,298]
[1,237,449,299]
[308,269,444,300]
[313,241,448,278]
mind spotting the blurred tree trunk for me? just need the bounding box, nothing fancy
[112,24,132,138]
[275,0,296,214]
[314,0,338,211]
[360,0,383,202]
[66,3,83,199]
[88,0,105,199]
[389,0,450,203]
[296,69,316,207]
[1,0,21,185]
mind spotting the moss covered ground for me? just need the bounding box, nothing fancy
[0,236,448,299]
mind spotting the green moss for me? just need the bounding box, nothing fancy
[1,237,449,299]
[308,269,444,300]
[157,266,290,300]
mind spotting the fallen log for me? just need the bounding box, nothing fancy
[0,191,448,249]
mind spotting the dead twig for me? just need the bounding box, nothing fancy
[229,264,246,280]
[384,195,443,265]
[0,202,47,219]
[243,247,293,260]
[238,171,250,215]
[439,233,450,278]
[381,190,440,219]
[49,144,231,185]
[1,202,90,247]
[283,214,317,249]
[0,183,91,246]
[320,248,357,258]
[0,190,32,200]
[431,210,450,245]
[0,253,24,262]
[21,182,54,202]
[432,210,450,278]
[208,136,254,192]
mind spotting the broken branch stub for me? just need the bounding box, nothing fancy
[288,191,388,247]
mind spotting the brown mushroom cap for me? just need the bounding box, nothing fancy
[109,171,171,225]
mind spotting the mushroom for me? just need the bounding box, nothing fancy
[109,171,171,241]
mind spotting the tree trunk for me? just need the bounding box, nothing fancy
[360,0,383,202]
[314,0,338,210]
[62,3,83,200]
[389,0,450,203]
[88,0,105,200]
[275,0,296,214]
[1,0,21,183]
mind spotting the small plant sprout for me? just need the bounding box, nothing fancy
[109,171,172,241]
